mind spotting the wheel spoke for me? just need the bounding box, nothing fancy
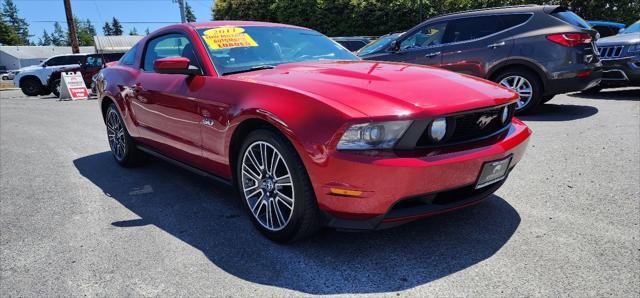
[242,164,261,181]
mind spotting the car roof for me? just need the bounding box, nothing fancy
[189,20,307,30]
[423,4,556,23]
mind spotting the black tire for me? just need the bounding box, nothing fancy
[236,129,322,242]
[105,104,144,167]
[493,68,543,114]
[20,77,43,96]
[542,95,555,104]
[582,86,602,94]
[51,79,61,98]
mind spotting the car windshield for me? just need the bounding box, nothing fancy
[357,33,402,56]
[621,21,640,34]
[196,26,358,75]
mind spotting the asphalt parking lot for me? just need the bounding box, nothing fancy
[1,88,639,296]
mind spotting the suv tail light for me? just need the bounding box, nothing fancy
[546,33,592,47]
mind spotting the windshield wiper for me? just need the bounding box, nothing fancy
[222,65,276,76]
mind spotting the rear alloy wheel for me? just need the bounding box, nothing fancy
[237,129,321,242]
[495,69,542,114]
[20,77,43,96]
[106,104,143,167]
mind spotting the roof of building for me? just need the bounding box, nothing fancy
[0,46,95,59]
[93,35,144,53]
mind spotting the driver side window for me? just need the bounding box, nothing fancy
[400,22,448,50]
[143,33,200,72]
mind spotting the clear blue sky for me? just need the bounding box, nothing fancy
[12,0,215,43]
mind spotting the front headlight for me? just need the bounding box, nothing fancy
[628,44,640,53]
[337,120,412,150]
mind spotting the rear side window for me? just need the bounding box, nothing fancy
[500,14,532,28]
[443,16,506,43]
[552,10,591,29]
[119,45,138,66]
[66,56,85,65]
[44,56,65,66]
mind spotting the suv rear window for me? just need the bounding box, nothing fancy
[552,10,591,29]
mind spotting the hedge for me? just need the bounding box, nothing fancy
[212,0,640,36]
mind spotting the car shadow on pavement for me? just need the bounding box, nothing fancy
[519,103,598,122]
[567,88,640,101]
[74,152,521,294]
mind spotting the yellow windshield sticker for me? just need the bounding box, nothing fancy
[202,27,258,50]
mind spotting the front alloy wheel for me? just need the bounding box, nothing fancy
[499,75,533,110]
[241,141,295,231]
[237,129,321,242]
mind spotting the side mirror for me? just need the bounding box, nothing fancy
[153,57,201,76]
[389,40,400,52]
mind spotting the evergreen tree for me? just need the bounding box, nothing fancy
[38,29,52,46]
[1,0,30,45]
[185,1,196,22]
[111,17,123,35]
[0,10,20,45]
[85,18,96,36]
[51,21,68,46]
[129,27,138,36]
[102,22,113,36]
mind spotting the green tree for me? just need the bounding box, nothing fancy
[0,10,20,45]
[129,27,138,35]
[1,0,29,45]
[51,21,68,46]
[102,22,113,35]
[185,1,197,22]
[73,17,95,46]
[111,17,123,35]
[37,29,52,46]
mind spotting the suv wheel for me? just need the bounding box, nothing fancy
[105,104,144,167]
[237,129,321,242]
[494,69,542,114]
[20,77,43,96]
[51,79,61,98]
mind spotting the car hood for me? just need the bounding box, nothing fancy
[17,65,41,72]
[597,33,640,46]
[226,60,517,117]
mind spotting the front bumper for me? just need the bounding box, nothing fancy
[599,56,640,87]
[311,118,531,230]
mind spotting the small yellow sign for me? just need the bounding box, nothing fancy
[202,27,258,50]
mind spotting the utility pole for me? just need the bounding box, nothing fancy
[63,0,80,53]
[177,0,187,23]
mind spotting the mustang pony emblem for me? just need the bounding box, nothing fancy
[477,115,497,129]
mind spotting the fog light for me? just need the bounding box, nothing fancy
[429,118,447,142]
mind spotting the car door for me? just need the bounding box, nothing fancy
[369,22,448,66]
[131,32,206,166]
[439,15,525,78]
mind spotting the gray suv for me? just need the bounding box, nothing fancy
[591,20,640,91]
[358,5,602,113]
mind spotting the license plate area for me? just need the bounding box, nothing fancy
[476,155,512,189]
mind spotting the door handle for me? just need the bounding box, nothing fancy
[424,51,441,58]
[487,41,506,48]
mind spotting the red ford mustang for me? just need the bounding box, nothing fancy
[96,21,531,242]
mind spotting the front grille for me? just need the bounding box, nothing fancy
[416,104,515,147]
[598,45,625,59]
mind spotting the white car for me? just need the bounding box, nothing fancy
[13,54,88,96]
